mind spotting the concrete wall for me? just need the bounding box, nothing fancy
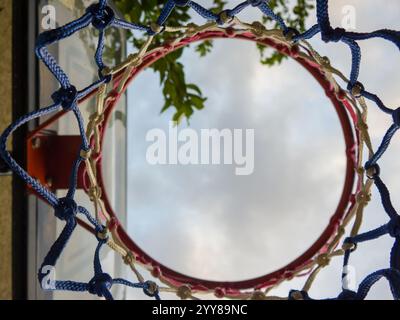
[0,0,13,300]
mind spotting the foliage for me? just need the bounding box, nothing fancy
[113,0,314,121]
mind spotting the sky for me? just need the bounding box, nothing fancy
[122,0,400,300]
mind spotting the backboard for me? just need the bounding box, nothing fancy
[26,0,128,300]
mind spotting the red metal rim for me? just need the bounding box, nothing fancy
[94,30,358,294]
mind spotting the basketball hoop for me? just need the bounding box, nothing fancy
[87,29,361,295]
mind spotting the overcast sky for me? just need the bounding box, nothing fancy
[118,0,400,300]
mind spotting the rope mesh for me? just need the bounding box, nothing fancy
[1,0,399,300]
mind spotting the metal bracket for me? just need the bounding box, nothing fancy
[27,134,84,191]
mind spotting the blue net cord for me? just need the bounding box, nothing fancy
[36,11,94,88]
[95,31,106,71]
[290,269,400,300]
[66,156,83,199]
[0,0,399,300]
[78,206,103,230]
[111,18,151,34]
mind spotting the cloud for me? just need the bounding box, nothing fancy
[122,0,399,299]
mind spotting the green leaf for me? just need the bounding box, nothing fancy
[187,84,203,96]
[189,94,206,110]
[195,40,213,57]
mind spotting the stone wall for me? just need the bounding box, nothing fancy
[0,0,13,300]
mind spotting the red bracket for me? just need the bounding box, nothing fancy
[27,134,84,191]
